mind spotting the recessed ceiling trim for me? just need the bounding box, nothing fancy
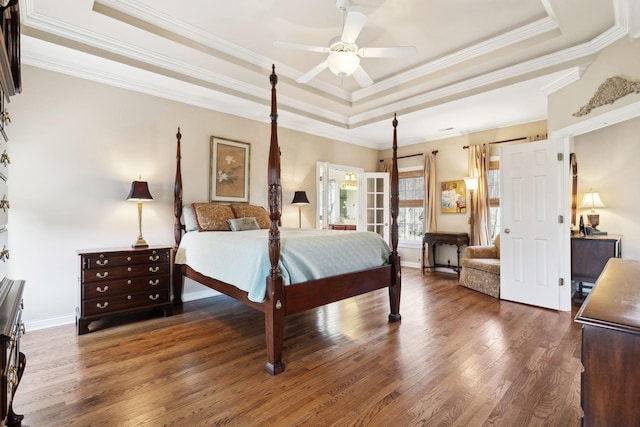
[352,14,560,101]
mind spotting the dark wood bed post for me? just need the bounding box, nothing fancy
[265,65,286,375]
[388,114,402,322]
[173,127,185,306]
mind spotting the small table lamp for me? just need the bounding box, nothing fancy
[579,188,605,231]
[291,190,310,228]
[127,178,153,248]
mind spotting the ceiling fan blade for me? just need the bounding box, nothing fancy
[296,61,329,83]
[352,65,373,88]
[274,40,329,53]
[358,46,417,58]
[341,11,367,44]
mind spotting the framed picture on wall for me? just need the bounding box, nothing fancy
[441,180,466,213]
[210,136,251,202]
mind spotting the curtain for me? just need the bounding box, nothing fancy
[424,152,437,233]
[380,158,393,172]
[469,144,491,246]
[423,152,437,267]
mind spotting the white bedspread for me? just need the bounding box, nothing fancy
[175,228,391,302]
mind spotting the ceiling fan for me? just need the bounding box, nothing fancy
[274,0,417,88]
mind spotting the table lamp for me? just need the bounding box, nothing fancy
[127,177,153,248]
[579,188,605,231]
[291,190,309,228]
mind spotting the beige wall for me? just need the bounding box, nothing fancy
[8,66,379,327]
[573,116,640,260]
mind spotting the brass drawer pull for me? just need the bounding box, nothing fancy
[148,266,159,273]
[0,150,10,167]
[96,272,109,279]
[96,286,109,293]
[0,246,9,262]
[96,259,108,266]
[149,294,160,301]
[149,279,159,286]
[149,255,159,261]
[0,195,9,212]
[96,302,109,309]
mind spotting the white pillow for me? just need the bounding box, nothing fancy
[227,217,260,231]
[183,205,198,232]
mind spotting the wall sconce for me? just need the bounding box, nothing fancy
[579,188,605,231]
[463,176,478,244]
[127,177,153,248]
[291,190,310,228]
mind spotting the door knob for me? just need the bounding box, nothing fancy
[504,228,510,234]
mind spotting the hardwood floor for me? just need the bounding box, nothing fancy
[14,268,582,426]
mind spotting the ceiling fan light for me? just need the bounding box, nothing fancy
[327,51,360,77]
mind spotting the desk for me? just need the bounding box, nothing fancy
[422,232,469,277]
[571,234,621,303]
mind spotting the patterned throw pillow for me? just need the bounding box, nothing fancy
[231,204,271,229]
[192,203,234,231]
[227,217,260,231]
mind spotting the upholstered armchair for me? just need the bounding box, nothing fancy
[459,234,500,298]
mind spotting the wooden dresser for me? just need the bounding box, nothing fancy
[0,2,24,425]
[574,258,640,426]
[76,246,174,334]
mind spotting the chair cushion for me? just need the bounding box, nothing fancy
[494,234,501,258]
[460,257,501,275]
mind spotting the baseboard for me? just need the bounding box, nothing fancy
[25,289,223,331]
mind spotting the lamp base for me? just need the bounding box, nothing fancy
[132,236,148,248]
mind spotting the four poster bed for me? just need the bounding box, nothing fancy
[172,66,402,375]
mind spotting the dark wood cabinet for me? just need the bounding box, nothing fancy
[575,258,640,426]
[571,235,621,302]
[76,246,173,334]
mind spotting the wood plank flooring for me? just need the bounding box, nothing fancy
[14,268,582,426]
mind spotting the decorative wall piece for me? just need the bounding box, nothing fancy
[573,76,640,117]
[210,136,250,202]
[441,180,466,213]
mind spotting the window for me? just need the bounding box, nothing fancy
[398,168,424,241]
[487,158,500,241]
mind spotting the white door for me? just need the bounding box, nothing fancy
[500,139,567,310]
[362,172,389,242]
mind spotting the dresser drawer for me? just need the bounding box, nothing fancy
[81,248,170,270]
[81,263,169,284]
[82,289,170,316]
[82,275,170,299]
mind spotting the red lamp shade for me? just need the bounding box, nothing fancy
[127,180,153,201]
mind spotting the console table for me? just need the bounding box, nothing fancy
[422,232,469,277]
[571,234,621,303]
[574,258,640,426]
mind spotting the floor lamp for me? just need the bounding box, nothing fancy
[291,190,309,228]
[463,176,478,245]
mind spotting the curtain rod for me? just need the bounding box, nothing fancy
[462,137,527,149]
[379,151,437,162]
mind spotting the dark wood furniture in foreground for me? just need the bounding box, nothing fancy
[422,231,469,277]
[76,246,173,334]
[0,2,24,425]
[172,66,402,375]
[570,234,621,303]
[574,258,640,426]
[0,279,24,427]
